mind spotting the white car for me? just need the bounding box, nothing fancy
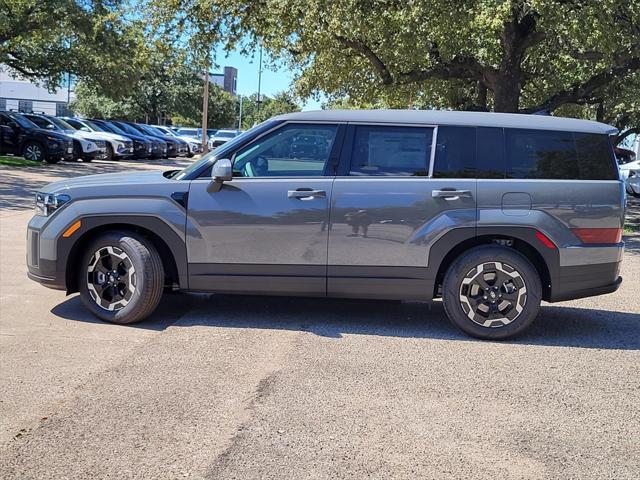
[153,125,202,157]
[626,169,640,197]
[208,129,242,149]
[616,148,639,196]
[63,118,134,160]
[23,114,107,162]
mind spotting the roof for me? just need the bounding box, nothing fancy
[274,109,617,135]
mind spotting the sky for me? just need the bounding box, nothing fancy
[212,44,322,111]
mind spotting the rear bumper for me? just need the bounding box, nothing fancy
[548,261,623,302]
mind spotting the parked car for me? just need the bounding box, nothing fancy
[152,125,202,157]
[615,146,640,196]
[139,124,190,157]
[626,169,640,197]
[119,122,182,158]
[21,114,107,162]
[62,117,134,161]
[26,110,625,340]
[89,119,153,160]
[0,111,74,163]
[208,129,241,149]
[109,120,167,159]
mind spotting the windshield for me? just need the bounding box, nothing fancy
[12,114,40,129]
[217,131,237,138]
[104,121,130,136]
[84,120,107,132]
[177,128,201,138]
[117,122,144,135]
[48,116,76,131]
[26,115,59,130]
[174,120,277,180]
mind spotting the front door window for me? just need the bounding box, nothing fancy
[233,124,339,177]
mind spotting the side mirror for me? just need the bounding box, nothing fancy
[208,158,232,192]
[46,124,55,130]
[80,127,91,132]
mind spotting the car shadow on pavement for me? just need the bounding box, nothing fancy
[52,293,640,350]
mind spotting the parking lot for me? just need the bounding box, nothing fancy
[0,159,639,479]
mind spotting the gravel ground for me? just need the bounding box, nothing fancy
[0,160,638,479]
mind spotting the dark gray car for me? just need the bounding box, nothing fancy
[26,110,625,339]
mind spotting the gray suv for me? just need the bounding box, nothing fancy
[26,110,625,340]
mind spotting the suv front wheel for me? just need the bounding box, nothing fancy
[442,246,542,340]
[78,231,164,324]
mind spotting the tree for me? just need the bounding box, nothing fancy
[0,0,145,94]
[147,1,640,118]
[71,47,237,128]
[239,91,301,129]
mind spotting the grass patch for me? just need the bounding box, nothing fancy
[624,224,640,234]
[0,156,41,167]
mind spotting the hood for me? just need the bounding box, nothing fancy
[177,135,200,144]
[29,128,71,141]
[42,170,169,194]
[84,131,130,143]
[60,130,103,143]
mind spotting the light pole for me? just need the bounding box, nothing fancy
[256,43,263,116]
[201,55,210,153]
[238,95,243,130]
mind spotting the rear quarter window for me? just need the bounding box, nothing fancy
[575,133,618,180]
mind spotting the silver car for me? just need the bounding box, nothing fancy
[26,110,625,340]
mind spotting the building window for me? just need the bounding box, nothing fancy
[56,103,69,117]
[18,100,33,113]
[0,98,6,111]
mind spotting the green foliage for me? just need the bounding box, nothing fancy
[239,91,300,129]
[146,0,640,129]
[71,46,237,128]
[0,0,146,95]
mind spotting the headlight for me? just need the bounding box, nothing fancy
[35,192,70,216]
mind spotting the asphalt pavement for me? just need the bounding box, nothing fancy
[0,159,638,479]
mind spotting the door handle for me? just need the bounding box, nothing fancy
[432,189,472,200]
[288,189,326,199]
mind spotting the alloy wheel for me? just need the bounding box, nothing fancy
[86,246,136,311]
[458,261,527,328]
[24,144,43,161]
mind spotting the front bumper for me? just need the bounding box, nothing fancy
[26,225,66,290]
[83,147,107,161]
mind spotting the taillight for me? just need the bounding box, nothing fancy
[571,228,622,244]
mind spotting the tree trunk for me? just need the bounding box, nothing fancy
[493,74,521,112]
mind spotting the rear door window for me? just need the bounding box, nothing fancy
[476,127,506,178]
[505,129,578,179]
[348,125,433,176]
[432,126,476,178]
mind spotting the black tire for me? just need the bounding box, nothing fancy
[78,231,164,324]
[22,141,47,163]
[104,143,114,161]
[442,245,542,340]
[72,141,82,161]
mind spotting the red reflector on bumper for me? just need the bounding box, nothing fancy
[571,228,622,244]
[535,231,556,249]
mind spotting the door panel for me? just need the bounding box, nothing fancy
[187,178,333,294]
[327,178,476,299]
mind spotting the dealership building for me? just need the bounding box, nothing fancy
[0,64,238,116]
[0,66,74,116]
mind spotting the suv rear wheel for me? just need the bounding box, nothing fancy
[78,231,164,324]
[442,246,542,340]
